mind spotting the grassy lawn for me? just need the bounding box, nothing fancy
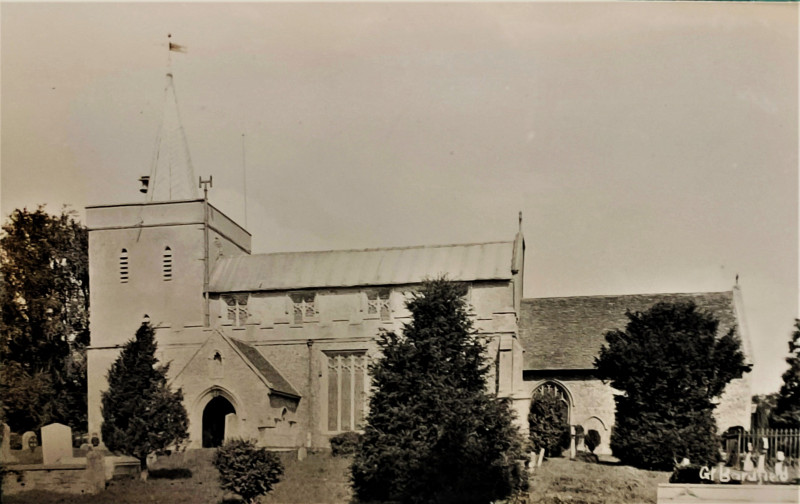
[3,451,669,504]
[528,457,671,504]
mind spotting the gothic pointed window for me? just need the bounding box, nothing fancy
[533,381,571,424]
[366,289,391,321]
[119,249,129,283]
[223,294,249,327]
[290,292,317,324]
[162,246,173,281]
[326,351,368,432]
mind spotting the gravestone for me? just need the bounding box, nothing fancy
[1,422,19,463]
[21,431,37,451]
[41,422,72,464]
[224,412,239,440]
[86,448,106,493]
[569,425,576,460]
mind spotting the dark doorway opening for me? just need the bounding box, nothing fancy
[202,395,235,448]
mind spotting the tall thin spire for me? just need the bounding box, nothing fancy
[146,36,197,202]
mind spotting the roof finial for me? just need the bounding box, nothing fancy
[735,273,739,286]
[518,211,522,233]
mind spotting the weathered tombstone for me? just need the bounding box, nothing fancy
[756,437,768,483]
[774,451,788,482]
[41,422,73,464]
[86,447,106,493]
[569,425,576,460]
[146,452,158,469]
[743,443,755,472]
[21,431,37,451]
[297,445,307,461]
[224,412,239,440]
[1,422,19,463]
[537,447,545,467]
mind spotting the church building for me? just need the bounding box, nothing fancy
[85,74,752,454]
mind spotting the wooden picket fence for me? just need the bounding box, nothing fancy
[725,428,800,467]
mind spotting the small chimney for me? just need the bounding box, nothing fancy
[139,175,150,194]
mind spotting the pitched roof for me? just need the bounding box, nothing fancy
[230,338,301,399]
[519,291,737,371]
[209,241,515,293]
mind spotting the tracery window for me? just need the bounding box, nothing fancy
[162,246,173,281]
[533,381,571,423]
[326,352,368,432]
[366,289,391,321]
[223,294,249,327]
[119,249,129,283]
[291,292,317,324]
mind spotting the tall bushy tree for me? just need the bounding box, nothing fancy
[528,392,569,457]
[770,320,800,428]
[101,322,188,477]
[595,301,750,471]
[352,278,527,504]
[0,206,89,432]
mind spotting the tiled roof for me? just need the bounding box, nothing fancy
[520,291,737,371]
[209,241,515,293]
[230,338,300,398]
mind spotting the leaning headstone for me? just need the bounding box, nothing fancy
[41,422,73,464]
[1,422,19,463]
[21,431,37,451]
[537,447,545,467]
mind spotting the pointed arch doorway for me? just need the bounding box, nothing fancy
[202,395,236,448]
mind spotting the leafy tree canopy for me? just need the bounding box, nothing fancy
[352,278,527,504]
[595,301,751,470]
[770,320,800,428]
[101,322,188,475]
[0,206,88,432]
[528,390,569,457]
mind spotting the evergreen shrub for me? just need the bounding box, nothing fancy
[595,301,750,471]
[528,392,569,457]
[585,429,601,454]
[352,278,527,504]
[213,438,284,504]
[329,431,361,457]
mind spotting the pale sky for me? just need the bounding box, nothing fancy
[1,2,797,394]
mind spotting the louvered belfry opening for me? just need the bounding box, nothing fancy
[119,249,129,283]
[163,246,173,281]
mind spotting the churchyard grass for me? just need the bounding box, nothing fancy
[528,456,672,504]
[3,450,669,504]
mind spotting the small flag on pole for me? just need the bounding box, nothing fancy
[169,42,187,53]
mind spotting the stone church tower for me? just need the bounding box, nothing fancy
[85,74,253,445]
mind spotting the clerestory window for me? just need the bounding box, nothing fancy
[223,294,249,327]
[290,292,317,324]
[366,289,391,321]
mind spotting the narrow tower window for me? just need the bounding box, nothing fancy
[119,249,129,283]
[163,246,173,281]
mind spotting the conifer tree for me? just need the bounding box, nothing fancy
[595,301,750,470]
[771,320,800,428]
[352,278,527,504]
[101,322,188,478]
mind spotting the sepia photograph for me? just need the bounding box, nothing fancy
[1,2,798,503]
